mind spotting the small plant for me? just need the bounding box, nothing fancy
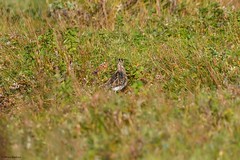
[0,0,240,159]
[199,2,227,27]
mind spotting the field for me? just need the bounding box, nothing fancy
[0,0,240,159]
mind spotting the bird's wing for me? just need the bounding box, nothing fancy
[106,71,128,90]
[112,71,127,87]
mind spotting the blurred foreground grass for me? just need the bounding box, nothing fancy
[0,0,240,159]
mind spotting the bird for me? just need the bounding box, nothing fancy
[106,59,128,91]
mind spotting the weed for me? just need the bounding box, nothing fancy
[0,0,240,159]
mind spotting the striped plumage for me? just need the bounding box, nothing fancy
[106,59,128,91]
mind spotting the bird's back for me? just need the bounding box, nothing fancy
[107,70,128,91]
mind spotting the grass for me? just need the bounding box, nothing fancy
[0,0,240,159]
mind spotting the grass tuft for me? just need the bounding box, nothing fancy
[0,0,240,159]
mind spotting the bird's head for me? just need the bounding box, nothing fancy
[117,58,125,71]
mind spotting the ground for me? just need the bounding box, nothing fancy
[0,0,240,159]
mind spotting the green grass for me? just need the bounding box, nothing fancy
[0,0,240,159]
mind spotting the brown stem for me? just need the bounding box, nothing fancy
[101,0,108,26]
[156,0,161,16]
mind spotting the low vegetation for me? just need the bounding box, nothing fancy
[0,0,239,159]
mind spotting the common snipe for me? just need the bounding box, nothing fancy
[106,59,128,91]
